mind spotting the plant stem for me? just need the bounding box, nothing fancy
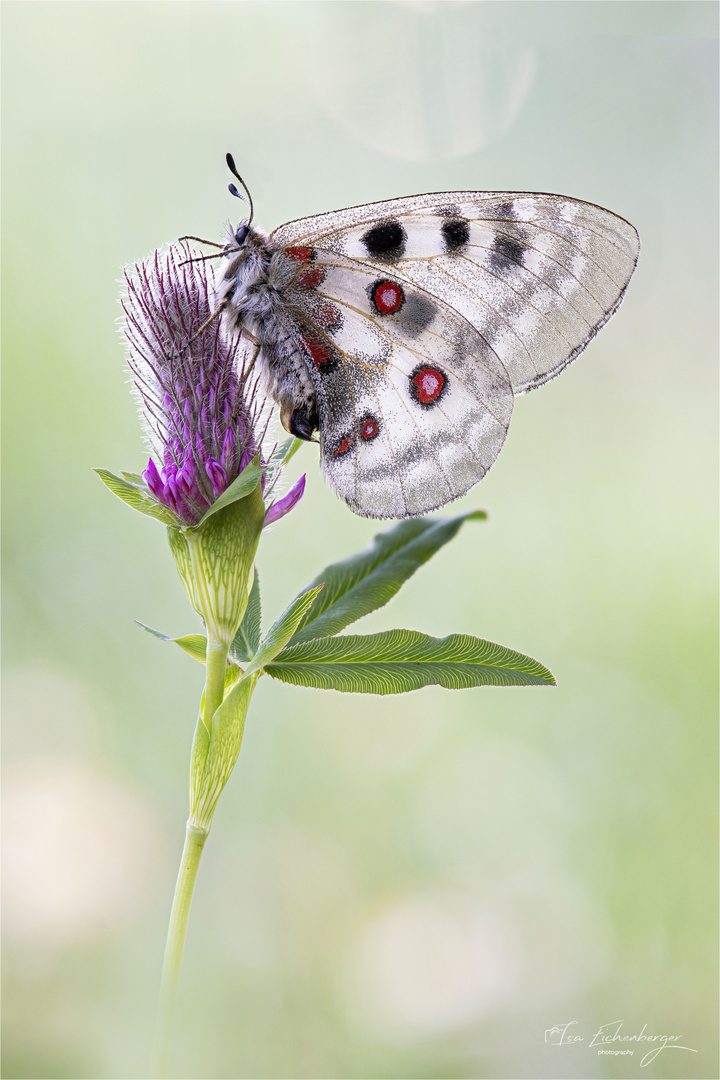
[151,823,208,1079]
[151,639,228,1076]
[203,639,229,730]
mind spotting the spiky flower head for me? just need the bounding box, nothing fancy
[121,243,266,525]
[104,243,305,648]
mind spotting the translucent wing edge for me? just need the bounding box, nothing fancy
[513,237,641,394]
[271,191,640,262]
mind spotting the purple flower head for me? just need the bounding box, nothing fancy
[122,243,269,526]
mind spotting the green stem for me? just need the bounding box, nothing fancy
[151,641,228,1076]
[151,823,208,1079]
[203,639,229,730]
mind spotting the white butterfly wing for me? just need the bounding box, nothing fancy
[281,256,513,517]
[272,191,639,394]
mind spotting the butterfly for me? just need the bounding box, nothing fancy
[198,154,639,520]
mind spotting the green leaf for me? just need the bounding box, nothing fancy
[195,461,263,525]
[269,436,302,467]
[288,510,487,646]
[94,468,179,525]
[229,567,262,664]
[190,671,259,832]
[169,635,209,663]
[135,621,208,663]
[263,438,303,505]
[187,481,265,644]
[242,584,324,679]
[266,629,555,694]
[167,527,202,617]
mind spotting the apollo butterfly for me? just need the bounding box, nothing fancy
[201,154,639,519]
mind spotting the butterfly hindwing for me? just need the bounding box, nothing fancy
[281,254,513,517]
[273,191,640,395]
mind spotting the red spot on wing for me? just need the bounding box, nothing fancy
[371,279,405,315]
[296,266,325,290]
[315,302,342,332]
[332,413,380,458]
[301,333,332,367]
[359,415,380,441]
[411,366,446,405]
[331,431,356,458]
[285,246,314,264]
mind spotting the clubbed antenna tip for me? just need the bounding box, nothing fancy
[226,152,254,226]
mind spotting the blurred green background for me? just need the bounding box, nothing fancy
[2,3,717,1078]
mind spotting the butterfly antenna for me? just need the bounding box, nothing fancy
[226,152,254,227]
[178,234,225,249]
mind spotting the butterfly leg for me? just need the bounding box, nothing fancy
[182,302,227,347]
[241,327,261,347]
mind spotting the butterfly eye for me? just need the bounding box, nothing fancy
[234,224,249,245]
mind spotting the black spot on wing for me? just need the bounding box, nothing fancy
[490,233,525,272]
[361,219,406,260]
[494,201,518,220]
[441,218,470,253]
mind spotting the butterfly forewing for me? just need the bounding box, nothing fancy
[272,191,639,395]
